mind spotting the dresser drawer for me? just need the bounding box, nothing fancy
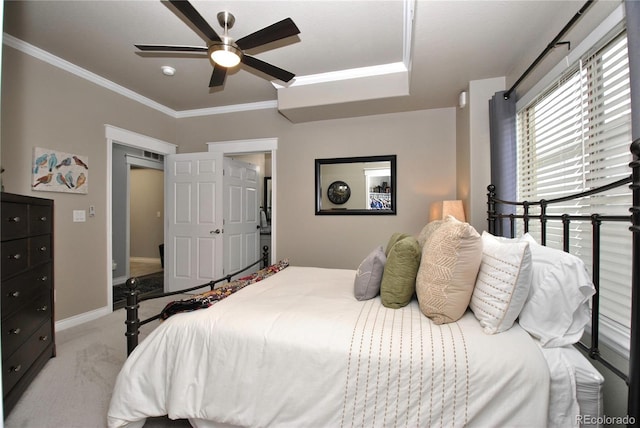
[29,235,52,266]
[29,205,52,236]
[2,322,52,396]
[2,293,52,360]
[0,203,28,241]
[1,239,29,279]
[2,264,52,320]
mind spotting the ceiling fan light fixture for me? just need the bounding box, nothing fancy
[209,43,242,68]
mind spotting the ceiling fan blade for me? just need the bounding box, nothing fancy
[168,0,222,42]
[235,18,300,51]
[209,66,227,87]
[135,44,208,52]
[242,55,295,82]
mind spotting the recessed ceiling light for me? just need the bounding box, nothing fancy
[161,66,176,76]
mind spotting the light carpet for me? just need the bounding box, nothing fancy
[4,295,191,428]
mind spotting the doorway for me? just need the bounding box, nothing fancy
[106,126,177,310]
[111,144,165,286]
[129,166,164,276]
[106,127,277,312]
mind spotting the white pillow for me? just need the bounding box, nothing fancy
[518,233,596,347]
[470,232,532,334]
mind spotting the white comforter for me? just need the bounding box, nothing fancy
[108,266,550,428]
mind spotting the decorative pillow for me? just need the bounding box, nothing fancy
[380,236,421,308]
[518,234,596,347]
[354,246,387,301]
[417,220,443,248]
[470,232,532,334]
[416,216,483,324]
[385,232,410,256]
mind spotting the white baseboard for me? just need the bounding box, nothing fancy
[56,305,112,332]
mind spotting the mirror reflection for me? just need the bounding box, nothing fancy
[315,155,396,215]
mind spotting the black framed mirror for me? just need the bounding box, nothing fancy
[315,155,396,215]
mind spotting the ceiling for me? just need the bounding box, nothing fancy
[3,0,622,122]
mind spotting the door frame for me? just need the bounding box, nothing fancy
[105,127,277,314]
[207,137,278,263]
[106,125,177,311]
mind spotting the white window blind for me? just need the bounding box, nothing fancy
[516,31,632,355]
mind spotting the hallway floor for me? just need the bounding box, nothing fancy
[130,259,163,277]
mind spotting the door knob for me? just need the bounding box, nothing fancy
[210,229,221,234]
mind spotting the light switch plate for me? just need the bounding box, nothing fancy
[73,210,86,222]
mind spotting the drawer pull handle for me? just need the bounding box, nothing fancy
[39,276,48,282]
[39,246,47,252]
[37,305,48,312]
[39,335,49,342]
[8,216,21,223]
[8,253,22,260]
[9,291,20,298]
[40,216,47,221]
[10,365,22,373]
[9,328,21,335]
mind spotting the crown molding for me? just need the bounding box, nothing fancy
[273,62,408,89]
[174,100,278,118]
[3,33,177,117]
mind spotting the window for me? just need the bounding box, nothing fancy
[516,31,632,356]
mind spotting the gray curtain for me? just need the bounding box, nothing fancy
[624,0,639,422]
[489,90,517,237]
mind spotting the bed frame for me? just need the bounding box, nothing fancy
[121,141,639,423]
[124,246,270,355]
[487,139,639,424]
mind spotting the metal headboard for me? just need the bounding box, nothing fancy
[487,139,639,424]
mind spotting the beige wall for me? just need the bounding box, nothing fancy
[177,107,457,269]
[130,168,164,259]
[2,44,458,320]
[1,47,176,320]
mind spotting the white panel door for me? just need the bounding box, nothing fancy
[165,152,223,292]
[223,158,260,278]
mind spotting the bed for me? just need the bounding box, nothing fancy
[109,139,639,427]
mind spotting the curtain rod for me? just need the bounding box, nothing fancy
[504,0,595,100]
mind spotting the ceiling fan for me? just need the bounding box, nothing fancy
[135,0,300,87]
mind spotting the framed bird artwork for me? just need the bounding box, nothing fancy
[32,147,89,194]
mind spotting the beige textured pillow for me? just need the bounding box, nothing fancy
[417,220,443,247]
[416,216,483,324]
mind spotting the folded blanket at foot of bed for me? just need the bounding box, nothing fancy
[159,259,289,319]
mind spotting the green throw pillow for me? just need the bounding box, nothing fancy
[385,232,410,256]
[380,236,422,308]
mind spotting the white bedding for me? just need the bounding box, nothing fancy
[539,344,604,428]
[108,266,550,428]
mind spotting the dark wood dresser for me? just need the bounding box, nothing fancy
[1,192,55,416]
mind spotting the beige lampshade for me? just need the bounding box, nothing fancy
[430,200,466,222]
